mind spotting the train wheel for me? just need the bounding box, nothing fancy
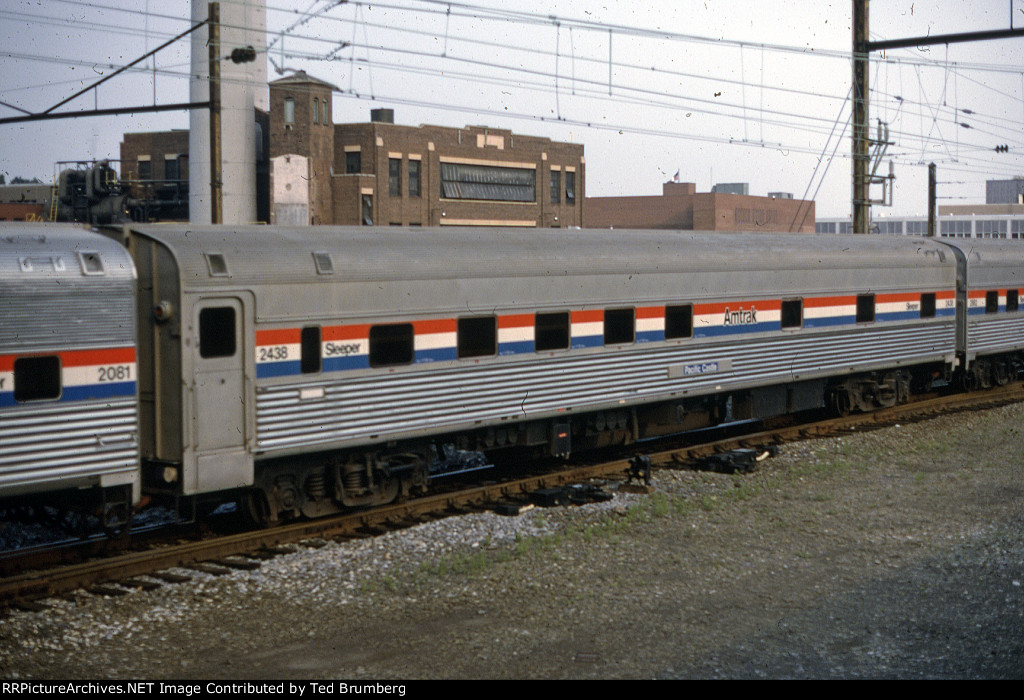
[829,388,852,417]
[242,488,275,528]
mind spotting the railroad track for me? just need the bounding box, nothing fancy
[3,382,1023,611]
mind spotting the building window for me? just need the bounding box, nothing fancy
[138,159,151,181]
[389,158,401,197]
[781,299,803,329]
[604,308,634,345]
[283,97,295,125]
[312,98,319,124]
[346,150,361,174]
[550,170,560,204]
[164,157,179,181]
[370,324,413,367]
[535,312,570,351]
[565,171,575,203]
[440,162,535,202]
[321,98,328,125]
[409,160,421,198]
[361,194,373,225]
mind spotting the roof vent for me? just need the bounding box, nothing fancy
[371,108,394,124]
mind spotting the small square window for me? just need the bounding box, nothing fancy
[781,299,803,329]
[458,317,496,359]
[665,305,693,339]
[535,312,569,351]
[14,356,61,402]
[604,308,634,345]
[370,324,413,367]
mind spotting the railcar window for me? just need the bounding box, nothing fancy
[665,305,693,339]
[535,312,570,351]
[986,291,999,314]
[856,294,875,323]
[1007,290,1019,312]
[13,356,61,402]
[369,324,413,367]
[458,317,497,359]
[604,308,635,345]
[920,293,936,318]
[199,307,236,358]
[781,299,803,329]
[301,326,322,374]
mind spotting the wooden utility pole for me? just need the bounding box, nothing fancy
[928,163,936,237]
[853,1,1023,234]
[208,2,222,225]
[852,0,870,234]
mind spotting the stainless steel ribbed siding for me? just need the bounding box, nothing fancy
[0,398,138,491]
[255,321,954,452]
[0,288,134,348]
[967,315,1024,355]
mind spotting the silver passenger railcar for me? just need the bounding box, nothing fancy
[117,225,962,523]
[943,239,1024,387]
[0,224,139,526]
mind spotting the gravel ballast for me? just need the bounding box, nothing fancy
[1,403,1023,679]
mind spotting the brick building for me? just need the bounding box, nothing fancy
[586,181,815,233]
[120,111,270,222]
[120,130,190,201]
[269,71,585,227]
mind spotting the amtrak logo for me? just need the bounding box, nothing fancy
[722,306,757,326]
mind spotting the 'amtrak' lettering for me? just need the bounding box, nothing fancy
[722,306,757,326]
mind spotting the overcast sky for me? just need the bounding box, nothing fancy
[1,0,1022,218]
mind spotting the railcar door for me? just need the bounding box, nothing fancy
[189,296,252,493]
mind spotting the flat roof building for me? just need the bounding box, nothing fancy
[586,181,815,232]
[269,71,585,228]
